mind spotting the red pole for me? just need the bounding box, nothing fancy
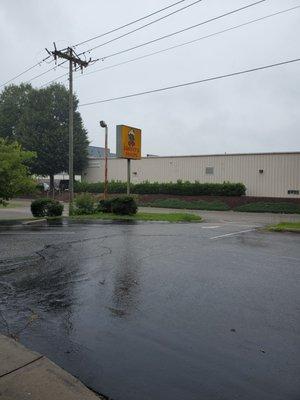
[104,125,108,199]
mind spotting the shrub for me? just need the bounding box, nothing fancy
[97,198,114,213]
[73,193,95,215]
[139,198,230,211]
[31,198,52,217]
[47,201,64,217]
[31,198,63,217]
[235,202,300,214]
[75,180,246,197]
[111,196,137,215]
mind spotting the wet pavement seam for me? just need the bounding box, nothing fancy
[0,355,44,379]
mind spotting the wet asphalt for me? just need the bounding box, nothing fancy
[0,219,299,400]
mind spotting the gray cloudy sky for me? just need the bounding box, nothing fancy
[1,0,299,156]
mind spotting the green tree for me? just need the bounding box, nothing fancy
[0,83,33,141]
[0,138,35,205]
[0,83,89,190]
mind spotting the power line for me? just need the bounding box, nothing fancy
[0,55,51,89]
[3,1,189,89]
[26,60,67,84]
[95,0,267,61]
[40,72,67,88]
[41,0,276,88]
[26,0,202,87]
[80,0,203,55]
[79,57,300,107]
[73,0,188,48]
[77,6,300,80]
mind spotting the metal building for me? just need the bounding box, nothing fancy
[84,152,300,198]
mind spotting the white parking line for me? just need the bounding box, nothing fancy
[210,229,256,240]
[201,226,221,229]
[0,232,75,235]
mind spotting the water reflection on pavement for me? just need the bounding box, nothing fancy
[0,221,299,400]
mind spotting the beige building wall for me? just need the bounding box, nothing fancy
[84,152,300,198]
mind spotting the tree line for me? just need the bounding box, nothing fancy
[0,83,89,197]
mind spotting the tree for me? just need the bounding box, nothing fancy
[0,138,35,205]
[0,84,33,141]
[0,83,89,190]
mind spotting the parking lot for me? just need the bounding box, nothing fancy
[0,213,299,400]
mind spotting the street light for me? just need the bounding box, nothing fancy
[100,120,108,199]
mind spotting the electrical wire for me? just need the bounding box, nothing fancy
[41,0,280,88]
[77,6,300,80]
[79,57,300,106]
[73,0,188,48]
[5,0,186,88]
[40,72,68,88]
[79,0,203,55]
[0,55,51,89]
[94,0,267,62]
[26,60,67,84]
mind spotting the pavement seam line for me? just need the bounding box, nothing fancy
[0,355,44,379]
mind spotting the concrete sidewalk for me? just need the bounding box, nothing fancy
[0,334,103,399]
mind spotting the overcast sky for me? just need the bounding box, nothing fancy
[1,0,299,156]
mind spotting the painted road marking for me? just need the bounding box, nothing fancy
[0,232,76,235]
[210,229,256,240]
[201,226,221,229]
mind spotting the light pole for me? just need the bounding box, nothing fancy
[100,120,108,199]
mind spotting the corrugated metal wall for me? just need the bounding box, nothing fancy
[84,153,300,198]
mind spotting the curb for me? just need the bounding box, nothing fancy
[0,334,104,399]
[22,219,47,226]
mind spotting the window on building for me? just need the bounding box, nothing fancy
[205,167,214,175]
[287,189,299,195]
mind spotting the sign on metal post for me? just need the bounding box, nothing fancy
[116,125,142,195]
[116,125,142,159]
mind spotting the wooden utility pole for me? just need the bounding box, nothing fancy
[50,44,90,205]
[68,48,74,203]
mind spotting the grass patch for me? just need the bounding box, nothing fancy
[267,222,300,233]
[70,212,202,223]
[235,202,300,214]
[139,198,229,211]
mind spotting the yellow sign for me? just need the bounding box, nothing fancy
[116,125,141,160]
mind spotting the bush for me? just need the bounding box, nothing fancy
[97,198,114,213]
[73,193,95,215]
[97,196,137,215]
[111,196,138,215]
[31,198,63,217]
[47,201,64,217]
[75,180,246,197]
[139,198,230,211]
[75,180,130,194]
[235,202,300,214]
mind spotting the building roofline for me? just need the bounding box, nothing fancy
[88,151,300,160]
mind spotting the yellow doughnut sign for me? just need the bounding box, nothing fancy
[116,125,142,160]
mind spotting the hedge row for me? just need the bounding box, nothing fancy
[74,180,246,197]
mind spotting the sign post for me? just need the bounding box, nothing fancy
[116,125,142,195]
[127,159,131,195]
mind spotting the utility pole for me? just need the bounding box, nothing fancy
[68,48,74,203]
[49,44,91,205]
